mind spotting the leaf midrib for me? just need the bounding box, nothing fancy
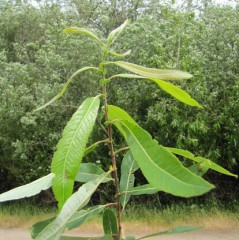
[121,158,135,208]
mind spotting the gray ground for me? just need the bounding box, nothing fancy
[0,228,239,240]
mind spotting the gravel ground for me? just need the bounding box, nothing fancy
[0,228,239,240]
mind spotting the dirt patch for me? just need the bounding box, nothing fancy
[0,228,239,240]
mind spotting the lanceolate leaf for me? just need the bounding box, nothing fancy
[31,205,107,237]
[116,120,214,197]
[83,139,109,157]
[123,184,158,196]
[150,78,202,108]
[120,151,139,210]
[109,61,193,80]
[108,73,202,108]
[60,235,114,240]
[167,147,238,178]
[107,20,129,44]
[108,105,137,124]
[75,163,112,183]
[103,208,118,238]
[0,173,54,203]
[31,217,55,239]
[108,106,214,196]
[108,105,137,138]
[51,96,100,209]
[188,162,209,176]
[137,226,202,240]
[35,67,99,111]
[108,50,131,58]
[66,205,106,230]
[64,27,104,46]
[35,171,110,240]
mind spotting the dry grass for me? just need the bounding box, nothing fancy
[1,203,239,232]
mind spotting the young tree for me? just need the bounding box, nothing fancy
[0,20,237,240]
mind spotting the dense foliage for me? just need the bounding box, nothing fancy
[0,0,238,204]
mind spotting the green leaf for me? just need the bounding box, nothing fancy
[110,61,193,80]
[167,147,238,178]
[109,73,145,80]
[108,50,131,58]
[123,184,158,196]
[51,96,100,209]
[115,120,214,197]
[150,78,202,108]
[137,226,202,240]
[75,163,113,183]
[83,139,109,157]
[120,151,139,210]
[125,237,136,240]
[83,144,98,157]
[30,217,55,239]
[108,73,202,108]
[35,67,99,111]
[107,20,129,44]
[188,162,209,176]
[108,105,137,138]
[66,205,106,230]
[108,105,137,124]
[103,208,118,238]
[64,27,104,46]
[34,171,110,240]
[0,173,54,203]
[60,235,114,240]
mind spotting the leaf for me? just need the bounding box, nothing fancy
[108,50,131,58]
[35,67,99,111]
[125,237,136,240]
[51,96,100,209]
[108,105,137,138]
[66,205,106,230]
[150,78,202,108]
[110,61,193,80]
[75,163,113,183]
[30,217,55,239]
[115,120,214,197]
[34,171,110,240]
[108,73,202,108]
[83,139,109,157]
[167,147,238,178]
[0,173,54,203]
[103,208,118,238]
[137,226,202,239]
[123,184,158,196]
[31,205,108,238]
[83,144,98,157]
[107,20,129,44]
[188,162,209,176]
[120,151,139,210]
[64,27,104,45]
[60,235,114,240]
[109,73,146,80]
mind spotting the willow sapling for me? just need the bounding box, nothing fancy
[0,20,237,240]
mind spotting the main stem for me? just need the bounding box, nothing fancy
[102,84,122,240]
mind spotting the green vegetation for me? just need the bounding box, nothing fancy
[0,0,238,239]
[0,14,237,240]
[1,201,239,231]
